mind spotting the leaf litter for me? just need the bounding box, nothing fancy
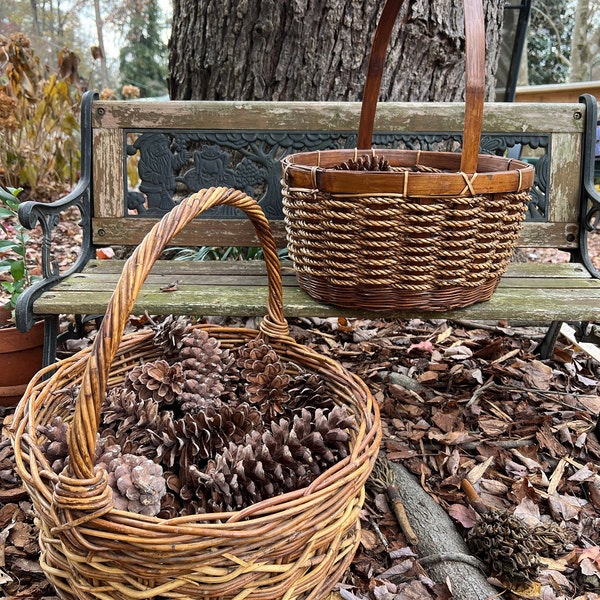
[2,315,600,599]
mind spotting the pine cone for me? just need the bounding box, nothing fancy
[149,401,263,475]
[96,451,166,517]
[101,388,160,453]
[237,338,290,420]
[467,509,543,583]
[286,370,330,413]
[178,329,236,409]
[332,153,390,172]
[152,315,193,357]
[125,359,184,405]
[38,416,69,473]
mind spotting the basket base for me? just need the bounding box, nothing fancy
[295,274,500,311]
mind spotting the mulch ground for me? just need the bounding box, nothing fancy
[1,213,600,599]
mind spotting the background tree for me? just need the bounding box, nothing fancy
[168,0,505,103]
[119,0,168,97]
[526,0,600,84]
[569,0,600,81]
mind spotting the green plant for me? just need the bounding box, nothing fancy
[165,246,289,262]
[0,186,40,317]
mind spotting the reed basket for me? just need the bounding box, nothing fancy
[281,0,535,311]
[9,187,381,600]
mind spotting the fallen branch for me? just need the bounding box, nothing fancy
[389,461,499,600]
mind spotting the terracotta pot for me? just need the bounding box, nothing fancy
[0,308,45,407]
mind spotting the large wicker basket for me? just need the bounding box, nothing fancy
[281,0,535,311]
[9,187,381,600]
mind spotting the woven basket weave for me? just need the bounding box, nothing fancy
[9,187,382,600]
[281,0,535,311]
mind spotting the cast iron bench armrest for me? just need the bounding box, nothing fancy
[579,94,600,279]
[15,91,97,332]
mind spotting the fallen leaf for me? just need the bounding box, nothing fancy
[447,503,478,528]
[96,246,115,259]
[407,340,434,354]
[548,493,588,521]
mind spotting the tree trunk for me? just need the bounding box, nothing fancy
[93,0,110,89]
[569,0,592,82]
[168,0,504,102]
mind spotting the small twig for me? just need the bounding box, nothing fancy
[460,478,488,515]
[368,516,389,550]
[467,380,596,412]
[368,456,419,546]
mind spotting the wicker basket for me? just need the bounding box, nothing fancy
[281,0,535,311]
[9,187,382,600]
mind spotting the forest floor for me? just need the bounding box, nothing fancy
[1,217,600,600]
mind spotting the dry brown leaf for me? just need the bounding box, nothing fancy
[517,359,554,390]
[447,503,478,528]
[359,529,380,551]
[478,416,510,436]
[548,493,588,521]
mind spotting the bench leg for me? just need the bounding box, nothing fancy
[42,316,59,369]
[538,321,562,360]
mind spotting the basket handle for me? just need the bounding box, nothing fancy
[66,188,288,480]
[357,0,485,175]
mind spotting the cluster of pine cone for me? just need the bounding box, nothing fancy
[37,316,356,518]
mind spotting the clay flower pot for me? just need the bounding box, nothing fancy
[0,308,44,407]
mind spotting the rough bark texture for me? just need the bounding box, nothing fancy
[168,0,504,102]
[390,462,499,600]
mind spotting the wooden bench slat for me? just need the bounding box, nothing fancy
[80,259,596,279]
[34,261,600,323]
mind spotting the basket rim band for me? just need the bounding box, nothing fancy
[282,149,535,196]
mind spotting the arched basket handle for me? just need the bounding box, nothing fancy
[357,0,485,175]
[66,187,288,480]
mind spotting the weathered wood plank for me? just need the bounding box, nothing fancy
[33,261,600,323]
[32,284,600,323]
[78,259,594,279]
[93,129,125,218]
[92,218,290,248]
[91,218,579,250]
[547,133,582,224]
[92,101,585,134]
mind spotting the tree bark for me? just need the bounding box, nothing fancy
[93,0,110,89]
[390,462,499,600]
[168,0,504,102]
[569,0,594,82]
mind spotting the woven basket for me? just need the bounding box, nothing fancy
[9,187,382,600]
[281,0,535,311]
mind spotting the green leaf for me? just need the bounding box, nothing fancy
[10,259,25,281]
[0,207,13,218]
[0,239,21,251]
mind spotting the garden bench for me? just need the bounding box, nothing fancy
[15,90,600,366]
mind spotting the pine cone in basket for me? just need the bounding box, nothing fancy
[286,369,331,413]
[237,338,290,420]
[332,153,391,172]
[125,359,185,405]
[101,387,161,453]
[467,509,544,584]
[178,329,237,408]
[151,315,193,357]
[96,446,166,517]
[150,400,263,473]
[37,416,70,473]
[186,406,355,513]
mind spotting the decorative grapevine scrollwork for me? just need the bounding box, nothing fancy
[125,130,551,221]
